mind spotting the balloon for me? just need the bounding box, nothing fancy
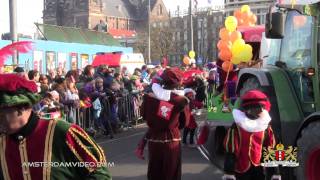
[225,16,238,32]
[231,56,242,65]
[233,9,242,20]
[241,11,253,22]
[241,5,250,13]
[183,56,191,65]
[219,49,232,62]
[238,18,244,26]
[249,14,257,24]
[217,40,232,51]
[241,44,253,62]
[189,51,196,58]
[231,39,245,55]
[190,58,196,64]
[219,28,231,41]
[232,44,253,63]
[222,61,233,72]
[230,31,242,43]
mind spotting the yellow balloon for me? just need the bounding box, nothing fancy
[189,51,196,58]
[231,56,241,65]
[225,16,238,32]
[241,5,251,13]
[241,44,253,62]
[231,39,245,55]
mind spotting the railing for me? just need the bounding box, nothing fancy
[50,93,144,138]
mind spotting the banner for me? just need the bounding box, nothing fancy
[81,54,89,68]
[33,51,43,73]
[70,53,78,70]
[58,52,67,70]
[46,51,56,72]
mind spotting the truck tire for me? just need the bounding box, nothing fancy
[296,121,320,180]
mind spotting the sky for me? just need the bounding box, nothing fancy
[0,0,224,36]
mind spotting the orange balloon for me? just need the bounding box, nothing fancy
[238,18,244,26]
[241,11,252,21]
[183,56,190,65]
[249,14,257,24]
[242,19,251,26]
[233,10,242,21]
[230,31,242,43]
[222,61,233,72]
[217,40,232,51]
[219,28,231,41]
[219,49,232,62]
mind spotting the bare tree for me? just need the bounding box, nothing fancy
[133,25,174,63]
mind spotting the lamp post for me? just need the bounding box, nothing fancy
[9,0,18,65]
[148,0,151,64]
[189,0,194,51]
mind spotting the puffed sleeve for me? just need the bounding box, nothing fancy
[65,124,112,179]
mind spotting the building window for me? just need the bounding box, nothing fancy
[184,31,187,40]
[153,23,157,28]
[164,21,169,27]
[198,30,201,39]
[159,22,163,27]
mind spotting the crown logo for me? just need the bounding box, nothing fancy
[276,143,284,150]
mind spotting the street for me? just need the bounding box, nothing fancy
[97,125,223,180]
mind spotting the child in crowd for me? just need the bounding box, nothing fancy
[182,88,203,147]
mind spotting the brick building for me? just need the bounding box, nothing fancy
[43,0,169,32]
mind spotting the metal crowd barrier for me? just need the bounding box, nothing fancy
[61,92,144,138]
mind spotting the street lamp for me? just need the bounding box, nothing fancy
[189,0,194,51]
[9,0,18,65]
[148,0,151,64]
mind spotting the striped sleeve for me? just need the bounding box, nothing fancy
[223,125,240,154]
[65,124,107,173]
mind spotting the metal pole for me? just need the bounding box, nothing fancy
[190,0,194,51]
[148,0,151,64]
[9,0,18,65]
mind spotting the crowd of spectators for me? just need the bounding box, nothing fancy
[10,62,223,139]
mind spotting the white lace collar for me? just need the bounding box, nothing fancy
[151,83,184,101]
[232,109,271,132]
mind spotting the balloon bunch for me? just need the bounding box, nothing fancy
[234,5,257,27]
[217,5,255,72]
[183,50,196,65]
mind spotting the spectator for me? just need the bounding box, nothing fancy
[39,74,50,96]
[114,73,124,90]
[80,65,95,83]
[48,69,56,84]
[65,77,80,124]
[14,66,26,78]
[28,70,41,92]
[103,68,114,90]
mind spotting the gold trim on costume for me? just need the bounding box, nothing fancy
[147,138,182,143]
[19,139,32,180]
[68,129,99,163]
[69,127,105,163]
[249,132,265,167]
[43,120,57,180]
[0,136,11,180]
[66,141,94,173]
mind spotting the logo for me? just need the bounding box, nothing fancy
[261,143,299,167]
[157,101,174,121]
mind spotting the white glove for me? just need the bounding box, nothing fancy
[222,174,236,180]
[271,175,281,180]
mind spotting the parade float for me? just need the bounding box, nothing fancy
[199,1,320,179]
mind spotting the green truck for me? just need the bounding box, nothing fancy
[199,1,320,179]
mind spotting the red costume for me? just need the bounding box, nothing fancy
[141,68,190,180]
[223,90,276,180]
